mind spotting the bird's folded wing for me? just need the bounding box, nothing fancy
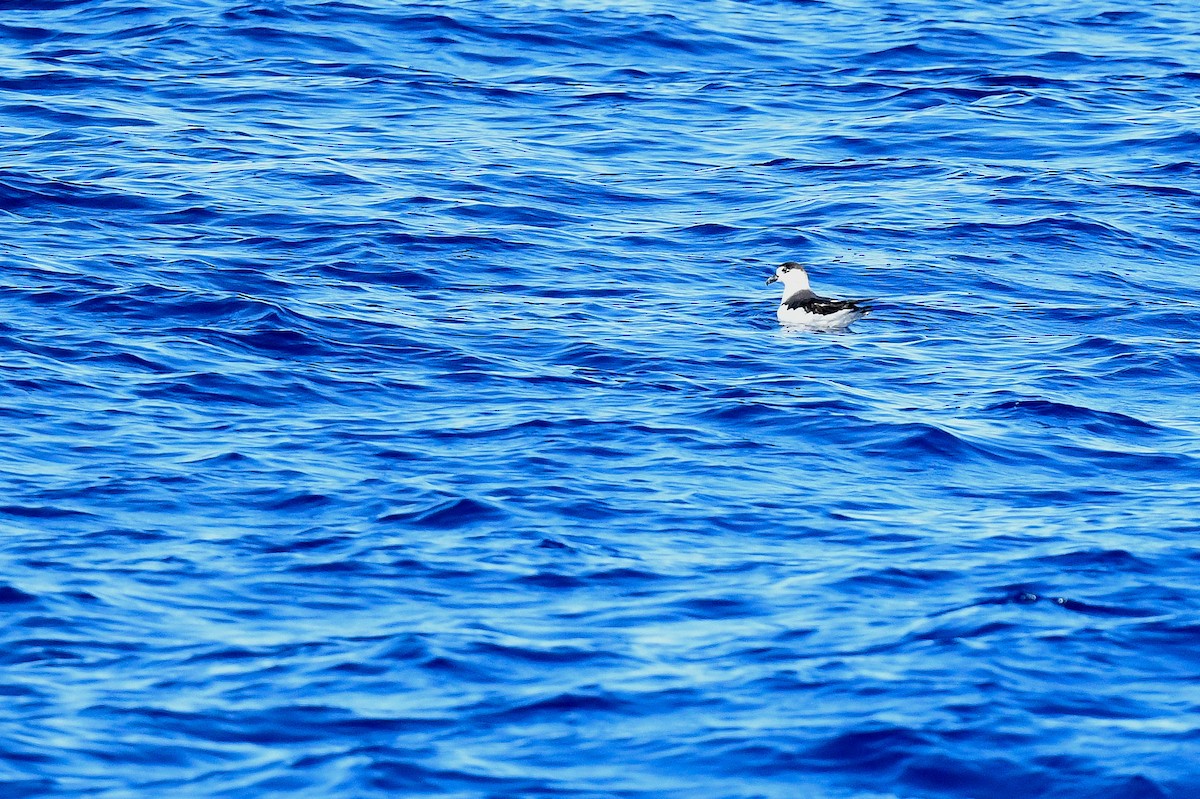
[783,294,871,314]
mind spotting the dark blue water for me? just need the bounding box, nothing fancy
[3,1,1200,796]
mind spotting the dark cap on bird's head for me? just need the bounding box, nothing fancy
[765,262,807,285]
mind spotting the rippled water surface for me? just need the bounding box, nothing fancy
[3,1,1200,796]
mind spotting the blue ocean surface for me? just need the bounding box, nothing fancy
[2,0,1200,796]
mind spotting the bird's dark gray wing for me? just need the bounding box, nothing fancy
[783,290,872,315]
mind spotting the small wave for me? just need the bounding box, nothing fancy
[983,398,1165,437]
[0,585,38,604]
[0,171,162,213]
[377,497,508,528]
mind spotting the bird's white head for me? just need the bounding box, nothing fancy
[765,262,811,292]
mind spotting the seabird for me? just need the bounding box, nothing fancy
[765,262,872,329]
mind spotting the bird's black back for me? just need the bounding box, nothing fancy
[782,289,872,315]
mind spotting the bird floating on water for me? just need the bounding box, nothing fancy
[765,262,872,329]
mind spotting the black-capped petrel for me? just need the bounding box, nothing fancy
[765,262,872,329]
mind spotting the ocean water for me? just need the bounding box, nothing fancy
[2,0,1199,796]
